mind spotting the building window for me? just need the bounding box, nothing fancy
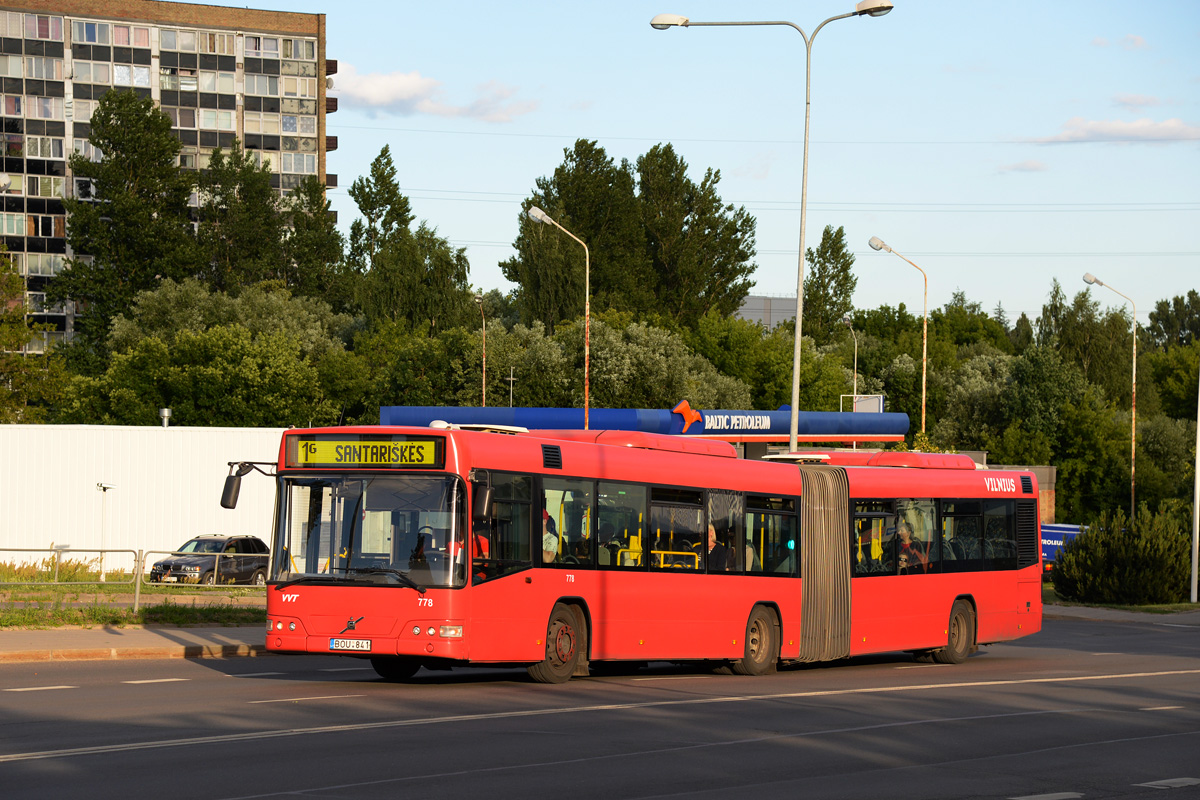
[25,56,63,80]
[25,253,65,276]
[113,25,149,47]
[200,32,235,55]
[73,139,103,161]
[25,14,63,42]
[199,71,235,93]
[73,99,96,123]
[26,214,66,238]
[199,109,233,131]
[70,20,109,44]
[160,67,198,91]
[282,76,316,98]
[0,54,21,78]
[27,136,64,159]
[74,61,111,84]
[3,95,22,116]
[178,149,197,169]
[245,36,279,58]
[244,74,278,96]
[281,39,316,60]
[25,96,63,120]
[281,152,316,174]
[27,176,65,198]
[163,107,197,129]
[243,111,279,135]
[1,212,24,236]
[160,29,198,52]
[280,115,317,135]
[113,64,151,88]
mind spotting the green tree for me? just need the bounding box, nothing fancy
[636,143,756,327]
[196,141,285,293]
[802,225,857,347]
[1147,290,1200,349]
[1147,340,1200,420]
[49,90,199,371]
[282,176,350,309]
[503,140,653,329]
[57,280,355,427]
[0,256,66,421]
[348,147,473,333]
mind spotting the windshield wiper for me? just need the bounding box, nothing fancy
[347,566,426,593]
[273,575,344,591]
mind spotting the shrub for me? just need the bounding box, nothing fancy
[1052,505,1190,605]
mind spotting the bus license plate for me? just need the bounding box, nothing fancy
[329,638,371,652]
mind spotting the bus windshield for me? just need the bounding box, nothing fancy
[273,474,466,589]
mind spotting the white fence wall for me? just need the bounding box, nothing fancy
[1,425,285,567]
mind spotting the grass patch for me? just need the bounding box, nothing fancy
[0,598,266,630]
[1042,583,1197,614]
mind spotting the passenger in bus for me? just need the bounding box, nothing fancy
[541,511,558,563]
[897,522,928,573]
[706,524,734,572]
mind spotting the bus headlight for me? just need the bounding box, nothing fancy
[439,625,463,639]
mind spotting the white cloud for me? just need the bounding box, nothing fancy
[334,65,538,122]
[1027,117,1200,144]
[1090,34,1148,50]
[1113,94,1161,111]
[997,160,1047,173]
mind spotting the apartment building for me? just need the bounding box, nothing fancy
[0,0,336,350]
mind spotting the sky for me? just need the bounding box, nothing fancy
[250,0,1196,325]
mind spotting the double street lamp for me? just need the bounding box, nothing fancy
[1083,272,1137,518]
[869,236,928,434]
[528,206,591,429]
[651,1,893,452]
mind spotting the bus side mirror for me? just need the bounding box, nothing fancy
[472,483,494,523]
[221,474,241,509]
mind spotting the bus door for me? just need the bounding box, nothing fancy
[797,465,851,662]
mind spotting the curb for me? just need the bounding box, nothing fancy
[0,644,268,664]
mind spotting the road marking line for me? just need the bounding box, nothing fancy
[122,678,190,684]
[230,672,285,678]
[1154,623,1196,629]
[1140,706,1183,711]
[1009,793,1083,800]
[2,686,77,692]
[317,667,374,672]
[631,676,710,681]
[3,667,1199,764]
[1091,652,1122,656]
[247,694,364,704]
[1133,777,1200,789]
[895,664,944,670]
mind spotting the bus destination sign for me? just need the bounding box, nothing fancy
[286,435,444,469]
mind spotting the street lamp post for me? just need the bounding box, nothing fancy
[651,1,893,452]
[527,205,591,429]
[474,294,486,408]
[842,312,858,402]
[1083,272,1137,519]
[869,236,927,435]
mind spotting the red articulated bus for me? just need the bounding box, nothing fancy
[241,423,1042,683]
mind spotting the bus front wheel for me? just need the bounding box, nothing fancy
[732,606,778,676]
[933,600,975,664]
[528,603,583,684]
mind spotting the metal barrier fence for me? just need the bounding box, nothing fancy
[0,547,265,613]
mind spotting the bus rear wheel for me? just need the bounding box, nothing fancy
[933,600,975,664]
[370,657,421,681]
[528,603,583,684]
[732,606,778,676]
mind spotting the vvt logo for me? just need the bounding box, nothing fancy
[280,593,300,603]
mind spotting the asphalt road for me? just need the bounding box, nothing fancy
[1,617,1198,800]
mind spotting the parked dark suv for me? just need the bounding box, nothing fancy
[150,535,270,586]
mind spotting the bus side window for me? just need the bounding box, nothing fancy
[598,482,647,570]
[473,472,533,585]
[896,499,937,574]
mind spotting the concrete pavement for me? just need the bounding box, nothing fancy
[0,603,1196,665]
